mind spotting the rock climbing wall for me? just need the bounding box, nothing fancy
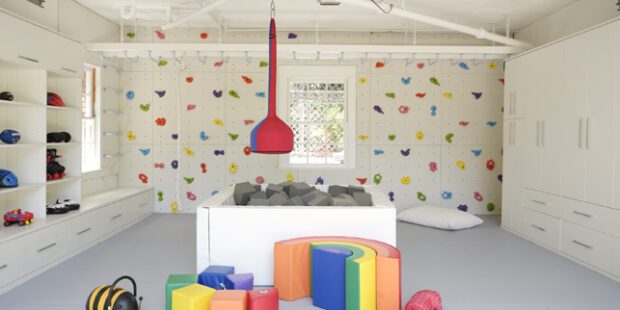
[118,29,504,214]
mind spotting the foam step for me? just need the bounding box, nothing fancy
[198,265,235,290]
[225,273,254,290]
[311,247,351,310]
[248,288,279,310]
[172,283,216,310]
[211,290,248,310]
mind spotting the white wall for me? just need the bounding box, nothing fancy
[516,0,620,46]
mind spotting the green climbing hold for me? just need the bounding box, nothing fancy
[157,60,168,67]
[183,177,195,184]
[259,61,269,68]
[139,104,150,112]
[486,202,496,212]
[417,192,427,202]
[445,133,454,143]
[385,92,396,99]
[126,32,136,38]
[388,134,396,141]
[157,191,164,202]
[429,77,440,86]
[228,90,240,99]
[228,133,239,141]
[373,173,382,185]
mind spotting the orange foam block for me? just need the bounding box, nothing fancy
[211,290,248,310]
[274,236,401,310]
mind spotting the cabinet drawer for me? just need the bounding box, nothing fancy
[64,210,103,252]
[562,199,620,237]
[0,238,27,289]
[561,221,616,275]
[99,202,133,233]
[21,224,67,271]
[522,209,561,250]
[523,190,563,218]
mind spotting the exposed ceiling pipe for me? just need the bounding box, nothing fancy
[160,0,231,31]
[338,0,533,49]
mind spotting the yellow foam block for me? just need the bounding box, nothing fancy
[172,283,216,310]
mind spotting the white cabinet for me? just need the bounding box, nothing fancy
[501,119,523,231]
[562,23,616,208]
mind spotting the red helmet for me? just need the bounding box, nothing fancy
[47,92,64,107]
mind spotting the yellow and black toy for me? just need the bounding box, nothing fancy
[86,275,142,310]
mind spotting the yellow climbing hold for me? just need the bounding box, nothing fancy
[358,134,369,141]
[400,176,411,185]
[286,172,295,182]
[456,160,466,170]
[126,130,136,141]
[213,118,224,127]
[488,62,497,70]
[169,201,179,213]
[416,131,424,141]
[443,92,453,99]
[184,147,195,156]
[359,77,368,85]
[229,162,238,174]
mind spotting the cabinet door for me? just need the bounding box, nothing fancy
[562,33,588,201]
[583,23,616,208]
[616,21,620,210]
[521,51,542,191]
[501,120,523,230]
[538,43,565,195]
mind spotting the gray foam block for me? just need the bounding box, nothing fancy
[348,185,365,195]
[352,192,373,206]
[307,194,332,206]
[279,182,292,195]
[290,196,305,206]
[268,192,290,206]
[250,191,268,200]
[301,190,319,204]
[234,182,258,205]
[248,198,269,206]
[266,183,284,198]
[288,182,313,197]
[328,185,349,197]
[336,193,358,206]
[253,184,262,192]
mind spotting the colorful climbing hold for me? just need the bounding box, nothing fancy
[228,90,240,99]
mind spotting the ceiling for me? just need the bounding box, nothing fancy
[76,0,577,32]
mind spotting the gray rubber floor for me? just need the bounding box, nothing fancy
[0,214,619,309]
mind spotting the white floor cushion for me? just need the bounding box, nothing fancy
[397,205,483,230]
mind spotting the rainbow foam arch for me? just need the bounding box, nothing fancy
[274,236,402,310]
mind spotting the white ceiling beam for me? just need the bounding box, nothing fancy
[338,0,532,49]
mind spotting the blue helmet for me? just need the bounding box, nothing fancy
[0,169,18,187]
[0,129,20,144]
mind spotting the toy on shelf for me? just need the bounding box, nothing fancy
[47,92,64,107]
[0,129,21,144]
[46,132,72,143]
[86,275,142,310]
[46,199,80,214]
[0,91,14,101]
[46,149,66,180]
[0,169,19,188]
[406,290,443,310]
[3,209,34,227]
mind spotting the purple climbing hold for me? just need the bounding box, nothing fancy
[457,204,468,212]
[213,90,223,98]
[373,105,384,114]
[315,177,324,185]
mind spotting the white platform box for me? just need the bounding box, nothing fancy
[196,185,396,285]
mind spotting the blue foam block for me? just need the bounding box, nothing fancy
[312,247,351,310]
[197,265,235,290]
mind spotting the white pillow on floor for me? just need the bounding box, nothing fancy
[397,205,483,230]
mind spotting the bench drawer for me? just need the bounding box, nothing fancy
[522,209,561,250]
[561,221,616,276]
[21,224,67,271]
[0,238,27,289]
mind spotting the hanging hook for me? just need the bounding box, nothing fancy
[292,51,297,61]
[271,0,275,19]
[147,50,160,64]
[196,51,206,64]
[382,53,392,65]
[172,51,183,65]
[123,50,139,63]
[220,51,228,64]
[427,53,439,66]
[245,51,252,64]
[361,52,368,64]
[338,52,344,64]
[316,51,320,62]
[405,53,415,67]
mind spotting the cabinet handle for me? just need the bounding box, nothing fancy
[512,92,517,115]
[61,67,78,74]
[532,199,547,205]
[37,242,57,253]
[0,264,7,270]
[536,121,540,147]
[541,121,545,147]
[572,240,593,250]
[77,227,92,235]
[531,224,546,232]
[578,118,583,149]
[572,211,593,219]
[111,214,122,220]
[18,55,39,63]
[585,118,590,149]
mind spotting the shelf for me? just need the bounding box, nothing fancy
[0,143,44,149]
[46,142,79,147]
[0,183,44,196]
[46,105,81,112]
[0,99,44,108]
[46,176,81,186]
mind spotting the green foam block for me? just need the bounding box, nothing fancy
[166,274,198,310]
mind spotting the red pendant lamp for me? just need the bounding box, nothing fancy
[250,1,294,154]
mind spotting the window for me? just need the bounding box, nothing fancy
[82,64,101,173]
[278,66,356,169]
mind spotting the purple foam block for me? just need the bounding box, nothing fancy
[198,265,235,290]
[225,273,254,290]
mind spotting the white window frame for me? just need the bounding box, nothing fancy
[81,63,101,174]
[278,65,356,169]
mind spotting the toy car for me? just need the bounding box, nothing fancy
[3,209,34,227]
[46,199,80,214]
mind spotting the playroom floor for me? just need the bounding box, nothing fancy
[1,214,619,309]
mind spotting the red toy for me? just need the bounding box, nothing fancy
[4,209,34,227]
[406,290,443,310]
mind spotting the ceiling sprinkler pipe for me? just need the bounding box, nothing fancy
[161,0,231,31]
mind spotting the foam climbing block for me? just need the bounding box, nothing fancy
[405,290,442,310]
[211,290,248,310]
[248,288,279,310]
[311,242,377,310]
[198,265,235,290]
[311,247,352,310]
[166,274,198,310]
[171,283,216,310]
[226,273,254,290]
[274,236,401,310]
[352,192,373,206]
